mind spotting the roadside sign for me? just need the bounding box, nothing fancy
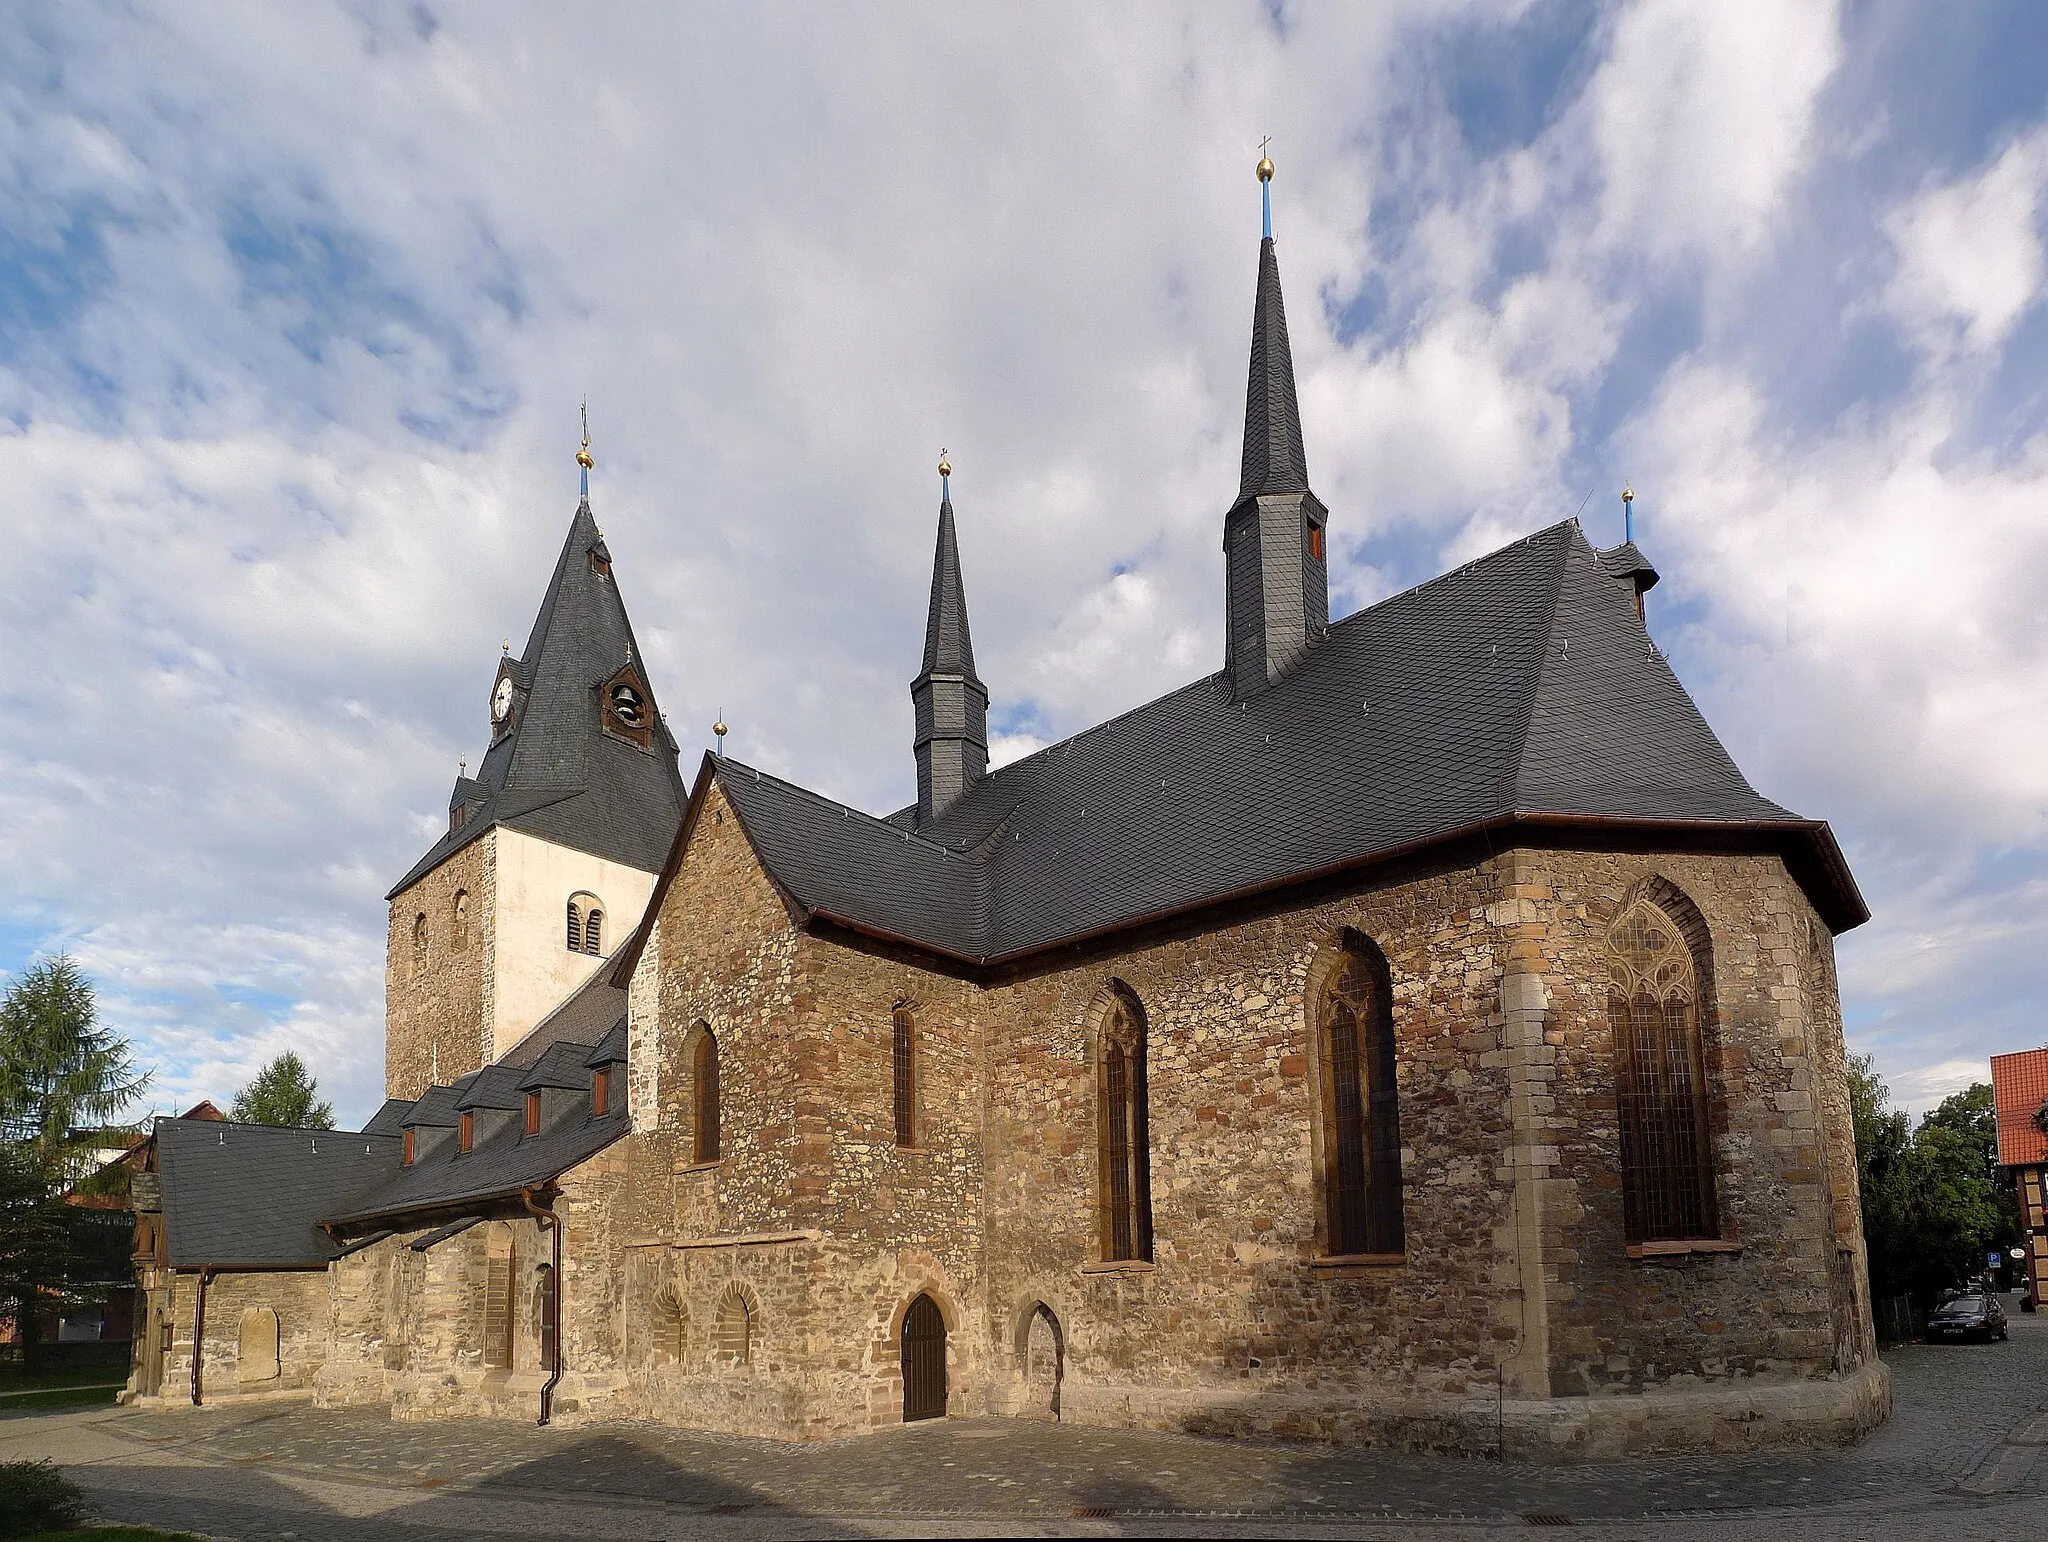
[1992,1251,2004,1268]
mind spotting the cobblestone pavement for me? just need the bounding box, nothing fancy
[8,1307,2048,1539]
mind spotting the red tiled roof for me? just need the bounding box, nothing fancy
[1991,1049,2048,1166]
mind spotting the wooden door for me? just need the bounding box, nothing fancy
[901,1294,946,1422]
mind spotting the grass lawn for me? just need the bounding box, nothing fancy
[0,1385,124,1417]
[0,1363,129,1392]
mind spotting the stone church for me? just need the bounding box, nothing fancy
[129,163,1888,1456]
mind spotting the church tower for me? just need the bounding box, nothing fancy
[382,426,685,1097]
[1224,153,1329,698]
[910,453,989,826]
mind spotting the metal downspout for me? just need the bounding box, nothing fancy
[521,1189,562,1426]
[189,1268,214,1406]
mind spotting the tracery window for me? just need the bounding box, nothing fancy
[1094,986,1153,1263]
[692,1026,720,1164]
[892,1006,917,1148]
[1607,894,1719,1242]
[1314,934,1404,1257]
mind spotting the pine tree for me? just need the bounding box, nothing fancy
[231,1051,335,1129]
[0,955,148,1185]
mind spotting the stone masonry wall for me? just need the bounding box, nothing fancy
[386,834,495,1098]
[152,1270,330,1406]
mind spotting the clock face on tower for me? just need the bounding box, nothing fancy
[491,675,514,724]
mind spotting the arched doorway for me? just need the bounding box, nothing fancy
[1023,1303,1063,1421]
[901,1293,947,1422]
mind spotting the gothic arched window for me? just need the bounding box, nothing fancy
[411,913,429,977]
[1313,934,1404,1257]
[692,1026,720,1164]
[452,889,470,953]
[892,1006,917,1148]
[1607,893,1719,1242]
[1094,985,1153,1263]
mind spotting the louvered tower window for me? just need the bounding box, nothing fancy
[1095,988,1153,1263]
[693,1027,720,1164]
[1608,897,1719,1242]
[1316,938,1404,1256]
[584,909,602,954]
[565,900,582,953]
[892,1007,917,1147]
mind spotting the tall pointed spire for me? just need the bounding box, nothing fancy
[912,450,989,826]
[1223,150,1328,697]
[1238,150,1309,504]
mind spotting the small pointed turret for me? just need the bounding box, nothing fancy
[911,452,989,826]
[1224,150,1328,697]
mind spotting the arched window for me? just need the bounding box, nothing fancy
[892,1005,917,1148]
[1608,889,1718,1242]
[482,1224,514,1369]
[411,913,429,977]
[692,1026,720,1164]
[567,892,602,955]
[1313,932,1404,1257]
[533,1262,556,1369]
[452,890,470,953]
[235,1306,280,1384]
[714,1283,755,1366]
[1094,985,1153,1263]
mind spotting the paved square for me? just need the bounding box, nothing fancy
[8,1307,2048,1538]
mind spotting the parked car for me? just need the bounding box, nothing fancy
[1927,1291,2009,1343]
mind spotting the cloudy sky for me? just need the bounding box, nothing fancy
[3,1,2044,1129]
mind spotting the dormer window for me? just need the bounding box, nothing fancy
[1308,522,1325,562]
[589,549,612,578]
[459,1111,474,1153]
[525,1091,541,1136]
[593,1067,611,1118]
[450,803,466,833]
[402,1128,414,1166]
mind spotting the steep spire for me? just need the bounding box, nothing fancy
[912,452,988,826]
[388,491,685,899]
[1237,156,1309,505]
[1223,152,1328,697]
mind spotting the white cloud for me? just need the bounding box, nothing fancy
[0,0,2039,1131]
[1883,128,2048,360]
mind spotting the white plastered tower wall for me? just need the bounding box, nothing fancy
[489,827,656,1061]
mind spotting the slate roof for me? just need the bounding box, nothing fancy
[362,1099,412,1137]
[518,1040,597,1092]
[389,498,687,896]
[1238,236,1309,505]
[328,1068,629,1226]
[155,1118,399,1268]
[919,497,980,681]
[689,518,1863,969]
[497,963,627,1071]
[584,1022,628,1067]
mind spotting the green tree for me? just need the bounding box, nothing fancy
[1850,1058,2016,1305]
[0,956,149,1185]
[0,1141,70,1370]
[230,1051,334,1129]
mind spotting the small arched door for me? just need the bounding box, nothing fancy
[901,1294,947,1422]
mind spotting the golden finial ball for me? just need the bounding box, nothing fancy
[1621,485,1634,504]
[577,444,594,470]
[1257,156,1275,183]
[938,454,952,479]
[713,719,728,738]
